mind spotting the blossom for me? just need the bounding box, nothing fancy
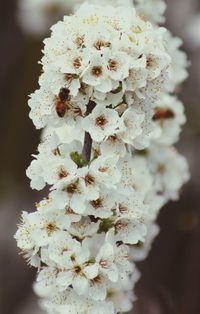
[56,247,98,296]
[41,289,115,314]
[163,31,188,93]
[96,229,133,280]
[82,104,120,142]
[18,0,134,36]
[134,0,166,24]
[26,132,80,190]
[130,222,160,261]
[15,1,189,314]
[107,269,140,313]
[147,144,190,201]
[28,2,171,152]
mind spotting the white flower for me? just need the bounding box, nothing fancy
[18,0,134,37]
[28,88,55,129]
[87,0,133,7]
[29,212,66,247]
[96,229,133,282]
[56,246,98,296]
[117,154,153,196]
[89,155,121,187]
[43,155,78,186]
[34,265,59,298]
[107,270,140,313]
[52,176,87,214]
[130,223,160,261]
[26,159,46,190]
[47,232,81,267]
[15,211,36,251]
[147,144,190,200]
[42,124,84,144]
[69,217,100,240]
[107,51,131,81]
[86,187,116,219]
[96,242,119,282]
[100,134,126,158]
[164,31,188,92]
[27,152,78,190]
[134,0,166,24]
[119,108,145,144]
[41,289,115,314]
[82,53,113,93]
[114,217,147,245]
[82,104,120,142]
[116,192,148,221]
[145,190,167,221]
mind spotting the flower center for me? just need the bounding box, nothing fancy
[46,222,57,236]
[74,36,84,48]
[91,66,103,77]
[90,198,103,209]
[108,59,118,71]
[73,265,82,274]
[99,259,108,268]
[58,166,68,179]
[98,166,109,173]
[146,56,155,68]
[119,203,128,214]
[95,115,107,127]
[73,58,82,69]
[64,182,79,194]
[84,173,95,186]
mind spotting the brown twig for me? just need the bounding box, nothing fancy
[82,100,96,162]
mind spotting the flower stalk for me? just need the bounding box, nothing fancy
[82,101,96,162]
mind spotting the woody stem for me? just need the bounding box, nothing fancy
[82,101,96,163]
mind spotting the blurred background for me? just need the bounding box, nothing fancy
[0,1,200,313]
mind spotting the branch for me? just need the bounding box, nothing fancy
[82,101,96,162]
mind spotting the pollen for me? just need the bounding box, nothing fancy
[64,182,79,194]
[108,59,118,71]
[46,222,57,236]
[90,198,103,209]
[132,25,142,33]
[84,173,95,185]
[95,115,107,127]
[73,58,82,69]
[83,14,99,25]
[58,167,68,179]
[91,66,103,77]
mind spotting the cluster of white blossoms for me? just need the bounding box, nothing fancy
[15,2,190,314]
[18,0,166,36]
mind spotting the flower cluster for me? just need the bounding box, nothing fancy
[18,0,166,36]
[15,2,190,314]
[17,0,132,35]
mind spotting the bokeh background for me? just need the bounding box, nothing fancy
[0,1,200,313]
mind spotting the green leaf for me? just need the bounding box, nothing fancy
[70,152,88,168]
[98,219,114,234]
